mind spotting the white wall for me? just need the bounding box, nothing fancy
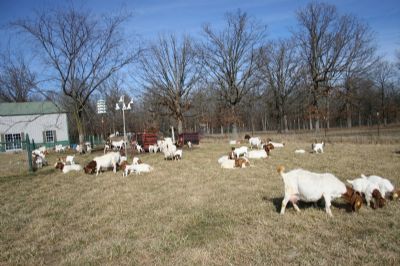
[0,113,69,144]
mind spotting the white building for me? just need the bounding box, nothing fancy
[0,101,69,152]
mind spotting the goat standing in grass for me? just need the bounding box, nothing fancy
[277,166,362,216]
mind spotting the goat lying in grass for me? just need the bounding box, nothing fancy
[54,161,82,173]
[220,157,250,169]
[124,163,153,176]
[277,166,362,216]
[268,139,285,148]
[248,144,272,159]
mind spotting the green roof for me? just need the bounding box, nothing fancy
[0,101,65,116]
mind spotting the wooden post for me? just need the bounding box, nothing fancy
[26,134,33,172]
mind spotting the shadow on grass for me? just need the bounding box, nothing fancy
[262,196,355,213]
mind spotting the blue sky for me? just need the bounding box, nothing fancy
[0,0,399,63]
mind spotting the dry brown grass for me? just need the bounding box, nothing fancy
[1,133,400,265]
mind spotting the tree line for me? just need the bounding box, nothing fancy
[1,2,399,143]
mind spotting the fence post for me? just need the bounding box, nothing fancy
[26,134,33,172]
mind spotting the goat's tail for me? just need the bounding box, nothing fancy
[277,165,285,176]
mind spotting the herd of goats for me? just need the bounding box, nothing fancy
[29,134,399,217]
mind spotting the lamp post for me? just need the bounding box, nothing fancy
[115,95,133,147]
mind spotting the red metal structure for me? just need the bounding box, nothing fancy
[136,132,158,152]
[178,132,200,145]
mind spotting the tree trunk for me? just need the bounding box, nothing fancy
[177,118,183,134]
[346,102,352,128]
[315,119,320,132]
[283,114,288,133]
[232,122,238,137]
[73,107,85,146]
[220,125,224,135]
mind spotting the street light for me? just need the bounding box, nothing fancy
[115,95,133,145]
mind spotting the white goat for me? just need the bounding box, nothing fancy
[187,141,192,148]
[229,140,238,145]
[104,144,110,154]
[55,161,82,173]
[268,141,285,148]
[85,143,92,154]
[124,163,153,176]
[55,144,66,153]
[249,137,262,149]
[365,174,396,199]
[163,143,177,160]
[148,144,158,153]
[92,152,121,176]
[112,140,125,150]
[132,157,142,165]
[64,155,75,165]
[347,176,385,208]
[278,166,352,216]
[233,146,248,158]
[174,149,183,160]
[248,149,268,159]
[312,142,324,153]
[135,144,144,153]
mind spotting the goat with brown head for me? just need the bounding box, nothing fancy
[54,161,64,171]
[342,186,363,212]
[371,189,386,209]
[228,147,235,160]
[263,143,274,156]
[234,158,250,168]
[84,160,97,174]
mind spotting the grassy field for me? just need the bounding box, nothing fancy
[1,132,400,265]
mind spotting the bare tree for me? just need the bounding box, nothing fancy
[373,60,395,126]
[295,2,375,131]
[13,5,139,145]
[258,39,302,133]
[201,10,266,135]
[0,52,37,102]
[140,34,200,134]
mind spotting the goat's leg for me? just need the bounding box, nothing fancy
[323,194,333,217]
[280,196,290,214]
[365,194,371,208]
[292,202,301,212]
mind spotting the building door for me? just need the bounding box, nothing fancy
[5,133,22,151]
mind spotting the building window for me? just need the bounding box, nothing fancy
[45,130,54,143]
[5,133,22,151]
